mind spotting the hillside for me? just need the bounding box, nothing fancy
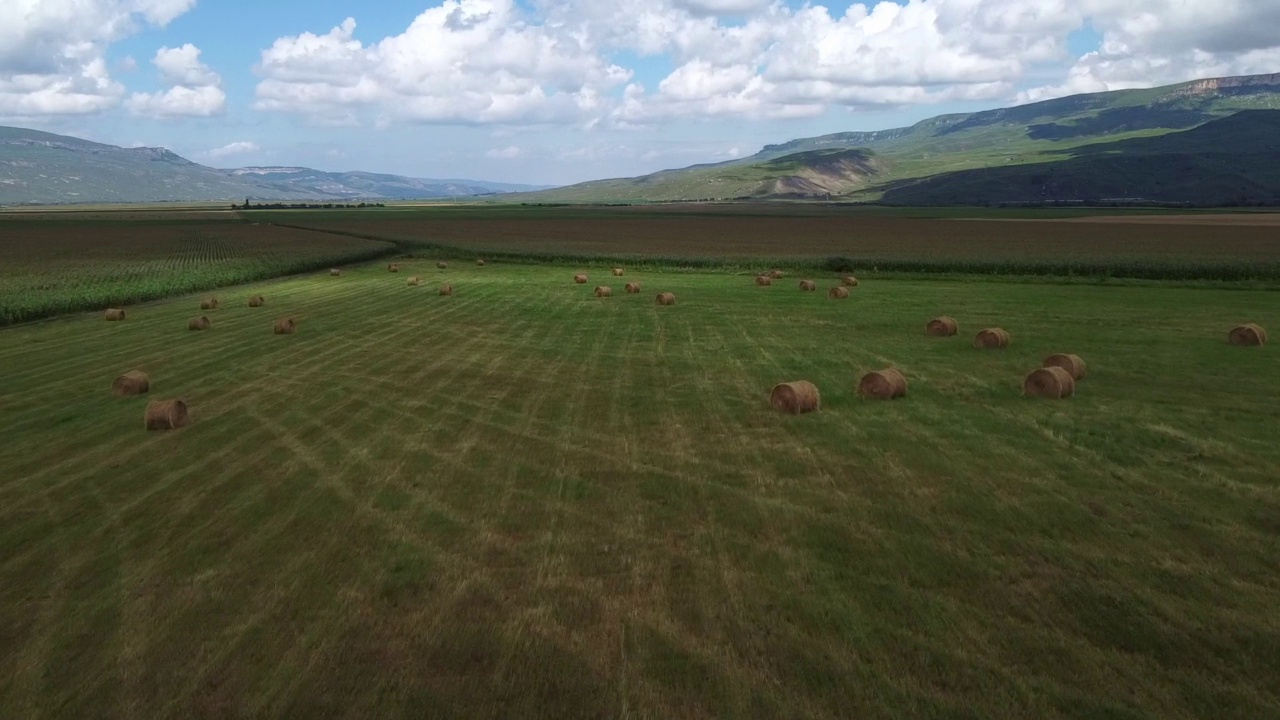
[0,127,543,205]
[514,72,1280,204]
[879,110,1280,206]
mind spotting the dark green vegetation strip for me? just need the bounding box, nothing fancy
[0,219,396,325]
[254,204,1280,283]
[1,262,1277,718]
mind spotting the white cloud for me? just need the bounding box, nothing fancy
[485,145,524,159]
[254,1,632,126]
[206,141,261,159]
[126,44,226,118]
[0,0,194,117]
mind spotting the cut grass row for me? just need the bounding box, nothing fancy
[1,260,1277,718]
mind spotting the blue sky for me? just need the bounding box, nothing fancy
[3,0,1276,185]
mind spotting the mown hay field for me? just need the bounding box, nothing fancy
[1,257,1278,719]
[255,205,1280,279]
[0,219,393,324]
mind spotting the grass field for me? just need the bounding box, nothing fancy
[2,256,1278,719]
[254,205,1280,281]
[0,218,393,324]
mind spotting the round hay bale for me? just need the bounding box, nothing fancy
[200,298,219,311]
[439,284,454,296]
[436,261,448,269]
[112,370,150,397]
[388,263,400,273]
[925,316,959,337]
[248,296,265,307]
[656,292,676,306]
[574,274,588,284]
[799,280,817,292]
[625,282,642,294]
[768,270,785,280]
[770,381,820,415]
[974,328,1010,349]
[594,286,613,298]
[477,259,486,266]
[1229,323,1267,346]
[1024,366,1076,399]
[858,368,907,400]
[842,276,859,287]
[828,287,850,300]
[755,275,773,286]
[612,267,625,276]
[330,268,342,277]
[1043,353,1086,380]
[274,317,297,335]
[407,276,422,286]
[144,399,189,431]
[187,316,211,331]
[104,308,126,321]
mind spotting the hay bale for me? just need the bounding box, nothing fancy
[594,286,613,298]
[248,296,265,307]
[925,316,959,337]
[612,267,625,276]
[436,261,448,269]
[755,276,773,286]
[112,370,150,397]
[144,399,189,431]
[656,292,676,306]
[1024,367,1076,399]
[330,268,342,277]
[407,276,422,286]
[439,284,454,296]
[200,298,219,311]
[1229,323,1267,346]
[974,328,1010,348]
[828,287,850,300]
[477,259,486,266]
[625,282,642,294]
[574,274,588,284]
[1043,353,1086,380]
[768,270,785,280]
[799,280,817,292]
[187,316,211,331]
[104,308,126,321]
[274,317,297,335]
[770,381,820,415]
[388,263,400,273]
[842,276,859,287]
[858,368,907,400]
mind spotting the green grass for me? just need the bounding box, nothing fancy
[2,259,1278,718]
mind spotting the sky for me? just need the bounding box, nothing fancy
[2,0,1279,186]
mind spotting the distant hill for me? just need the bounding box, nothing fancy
[879,110,1280,206]
[513,72,1280,205]
[0,127,547,205]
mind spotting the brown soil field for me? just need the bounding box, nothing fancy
[284,212,1280,265]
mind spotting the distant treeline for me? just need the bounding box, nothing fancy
[236,201,387,210]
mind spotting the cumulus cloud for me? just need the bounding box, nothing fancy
[0,0,194,117]
[253,1,631,126]
[206,141,261,159]
[127,44,226,118]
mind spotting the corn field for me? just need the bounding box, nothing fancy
[0,221,395,324]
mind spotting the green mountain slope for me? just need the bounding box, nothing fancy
[879,110,1280,206]
[513,72,1280,204]
[0,127,546,205]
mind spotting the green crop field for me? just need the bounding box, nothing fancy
[2,253,1278,718]
[0,218,394,324]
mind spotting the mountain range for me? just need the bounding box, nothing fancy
[0,127,547,206]
[513,72,1280,206]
